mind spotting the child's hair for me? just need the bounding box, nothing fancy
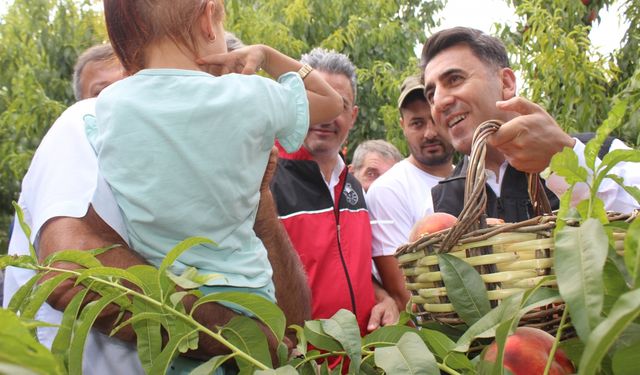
[104,0,225,74]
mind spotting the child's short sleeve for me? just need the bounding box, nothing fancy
[273,72,309,153]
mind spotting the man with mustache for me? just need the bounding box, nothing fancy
[366,74,455,310]
[422,27,639,220]
[271,48,399,336]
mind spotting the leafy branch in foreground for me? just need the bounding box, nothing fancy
[548,95,640,374]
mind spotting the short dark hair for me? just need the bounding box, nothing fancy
[420,27,510,71]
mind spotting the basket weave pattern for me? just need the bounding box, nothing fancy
[396,120,561,329]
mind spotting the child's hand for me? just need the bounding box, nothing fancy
[197,45,266,76]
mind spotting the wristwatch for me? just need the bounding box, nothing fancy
[297,64,314,80]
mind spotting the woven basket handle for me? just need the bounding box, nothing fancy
[438,120,551,253]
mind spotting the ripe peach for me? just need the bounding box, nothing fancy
[480,327,575,375]
[408,212,457,242]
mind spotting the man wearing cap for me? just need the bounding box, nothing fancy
[366,74,455,310]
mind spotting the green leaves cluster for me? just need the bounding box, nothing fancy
[498,0,640,146]
[223,0,444,157]
[548,100,640,374]
[0,0,106,252]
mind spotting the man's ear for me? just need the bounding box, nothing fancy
[199,1,216,42]
[348,105,359,131]
[500,67,517,100]
[347,164,354,173]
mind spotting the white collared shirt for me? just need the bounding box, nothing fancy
[322,155,346,203]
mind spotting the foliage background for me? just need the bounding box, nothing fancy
[0,0,638,253]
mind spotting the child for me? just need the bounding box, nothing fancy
[86,0,342,304]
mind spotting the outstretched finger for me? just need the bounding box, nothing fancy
[488,117,526,148]
[496,96,543,116]
[196,53,228,66]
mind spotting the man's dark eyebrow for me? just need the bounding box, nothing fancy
[427,67,465,87]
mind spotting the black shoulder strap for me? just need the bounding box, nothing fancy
[572,132,615,160]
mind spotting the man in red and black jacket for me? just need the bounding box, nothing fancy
[271,48,398,335]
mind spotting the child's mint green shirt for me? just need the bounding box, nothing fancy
[85,69,309,298]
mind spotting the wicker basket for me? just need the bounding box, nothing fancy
[395,120,635,332]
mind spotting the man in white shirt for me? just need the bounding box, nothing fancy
[366,75,455,311]
[3,98,311,374]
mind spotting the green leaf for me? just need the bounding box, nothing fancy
[438,253,491,326]
[21,273,74,319]
[170,291,189,307]
[584,98,627,170]
[68,291,128,375]
[555,218,608,340]
[454,292,523,352]
[321,309,362,373]
[7,272,43,313]
[148,329,199,375]
[362,325,414,347]
[51,288,90,371]
[0,254,37,269]
[166,266,223,290]
[126,264,165,299]
[12,202,36,260]
[624,217,640,288]
[374,332,439,374]
[190,355,233,375]
[558,337,584,367]
[42,249,105,269]
[612,339,640,375]
[554,190,575,232]
[75,265,143,286]
[415,329,474,371]
[129,308,165,373]
[488,318,517,375]
[576,196,607,223]
[303,320,343,352]
[221,315,273,371]
[193,292,285,343]
[549,147,589,185]
[0,309,65,375]
[254,365,299,374]
[578,288,640,375]
[289,324,308,356]
[157,237,217,287]
[602,260,630,314]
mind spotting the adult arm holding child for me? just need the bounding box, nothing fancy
[38,146,308,361]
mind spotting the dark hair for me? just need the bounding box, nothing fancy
[103,0,224,73]
[420,27,510,71]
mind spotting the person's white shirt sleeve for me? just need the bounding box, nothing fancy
[545,138,640,213]
[3,98,142,375]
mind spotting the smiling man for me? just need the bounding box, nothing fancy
[366,74,455,310]
[271,48,399,337]
[422,27,639,220]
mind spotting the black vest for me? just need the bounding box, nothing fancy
[431,133,614,222]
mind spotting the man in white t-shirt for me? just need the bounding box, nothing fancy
[3,98,311,374]
[366,75,455,311]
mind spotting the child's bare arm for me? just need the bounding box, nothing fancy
[197,45,342,125]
